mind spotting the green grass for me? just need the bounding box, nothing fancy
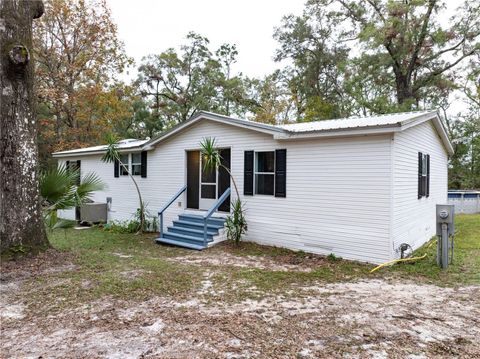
[384,214,480,285]
[5,214,478,314]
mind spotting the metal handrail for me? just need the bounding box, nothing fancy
[202,187,231,246]
[158,185,187,238]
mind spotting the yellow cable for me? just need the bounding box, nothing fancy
[369,238,437,273]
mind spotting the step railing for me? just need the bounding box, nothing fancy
[158,185,187,238]
[203,187,231,246]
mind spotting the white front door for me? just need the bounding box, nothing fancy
[199,155,217,210]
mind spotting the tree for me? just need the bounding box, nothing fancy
[33,0,131,162]
[136,32,254,129]
[0,0,49,254]
[274,7,351,120]
[313,0,480,109]
[247,72,293,124]
[448,57,480,189]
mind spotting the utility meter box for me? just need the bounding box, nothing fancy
[436,204,454,236]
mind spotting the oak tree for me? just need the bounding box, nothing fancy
[0,0,49,253]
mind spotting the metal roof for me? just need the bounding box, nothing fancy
[52,139,148,157]
[53,109,453,157]
[278,110,436,132]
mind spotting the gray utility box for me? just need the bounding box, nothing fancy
[80,203,107,223]
[436,204,455,236]
[436,204,455,269]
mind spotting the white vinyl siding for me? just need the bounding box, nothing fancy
[59,119,393,263]
[391,120,448,257]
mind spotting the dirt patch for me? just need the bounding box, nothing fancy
[0,249,77,282]
[1,279,478,358]
[168,252,321,272]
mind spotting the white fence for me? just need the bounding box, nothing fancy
[448,191,480,214]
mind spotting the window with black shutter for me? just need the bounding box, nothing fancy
[418,152,429,199]
[131,153,142,176]
[141,151,147,178]
[244,151,254,195]
[255,151,275,195]
[114,159,119,177]
[275,149,286,197]
[426,154,430,197]
[244,149,287,197]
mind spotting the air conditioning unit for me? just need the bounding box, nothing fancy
[80,203,107,223]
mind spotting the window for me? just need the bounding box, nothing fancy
[119,154,129,176]
[418,152,430,198]
[131,153,142,176]
[255,151,275,195]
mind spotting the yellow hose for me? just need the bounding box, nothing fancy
[369,239,436,273]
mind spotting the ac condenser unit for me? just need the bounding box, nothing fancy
[80,203,107,223]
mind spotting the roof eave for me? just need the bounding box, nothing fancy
[52,146,144,158]
[275,111,454,156]
[144,111,286,148]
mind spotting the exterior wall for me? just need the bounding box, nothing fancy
[392,121,449,257]
[58,119,393,263]
[57,153,146,222]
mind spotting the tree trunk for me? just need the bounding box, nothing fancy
[395,73,415,108]
[0,0,48,253]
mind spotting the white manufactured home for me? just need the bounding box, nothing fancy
[52,110,453,264]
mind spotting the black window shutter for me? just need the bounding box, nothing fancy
[244,151,254,195]
[66,160,70,172]
[76,160,81,185]
[426,154,430,197]
[114,159,119,178]
[418,152,423,199]
[275,149,287,197]
[141,151,147,178]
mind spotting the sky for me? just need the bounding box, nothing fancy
[106,0,466,116]
[106,0,305,80]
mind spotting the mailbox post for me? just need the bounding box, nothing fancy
[436,204,455,269]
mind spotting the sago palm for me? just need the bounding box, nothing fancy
[40,165,105,230]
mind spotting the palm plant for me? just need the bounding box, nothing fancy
[101,133,145,233]
[40,165,105,230]
[200,137,247,244]
[200,137,240,198]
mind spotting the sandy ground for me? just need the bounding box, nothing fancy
[1,253,479,358]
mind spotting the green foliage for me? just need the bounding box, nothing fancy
[199,137,246,243]
[225,199,248,245]
[104,208,158,234]
[136,32,255,128]
[40,165,105,230]
[101,135,146,232]
[101,133,121,164]
[200,137,221,172]
[327,253,340,262]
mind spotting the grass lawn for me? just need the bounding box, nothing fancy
[383,214,480,285]
[7,213,476,312]
[1,214,478,358]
